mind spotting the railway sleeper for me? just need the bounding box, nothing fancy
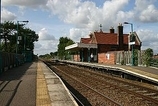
[120,84,129,87]
[152,95,158,99]
[135,90,148,93]
[143,92,157,96]
[129,88,140,91]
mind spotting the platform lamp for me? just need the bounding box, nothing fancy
[16,20,29,65]
[124,22,134,66]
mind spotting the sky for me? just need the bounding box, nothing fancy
[1,0,158,55]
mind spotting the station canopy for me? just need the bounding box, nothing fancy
[65,43,97,51]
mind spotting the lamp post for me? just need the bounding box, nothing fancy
[16,21,29,54]
[16,20,29,64]
[124,22,134,66]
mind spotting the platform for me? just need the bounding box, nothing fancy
[0,61,78,106]
[63,60,158,85]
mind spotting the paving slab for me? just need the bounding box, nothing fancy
[0,62,36,106]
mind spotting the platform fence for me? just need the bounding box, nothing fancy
[0,52,24,74]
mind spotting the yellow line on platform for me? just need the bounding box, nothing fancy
[36,62,51,106]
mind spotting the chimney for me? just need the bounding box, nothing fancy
[117,23,123,50]
[110,27,115,33]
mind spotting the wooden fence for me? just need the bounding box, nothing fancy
[115,50,145,66]
[0,52,24,74]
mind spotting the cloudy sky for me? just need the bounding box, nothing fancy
[1,0,158,55]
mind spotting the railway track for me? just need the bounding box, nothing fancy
[46,61,158,106]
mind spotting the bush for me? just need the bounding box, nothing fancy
[142,48,153,67]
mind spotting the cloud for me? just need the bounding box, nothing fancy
[2,0,48,8]
[116,11,134,23]
[47,0,129,31]
[34,28,58,55]
[68,28,89,42]
[134,0,158,22]
[46,0,80,19]
[38,28,55,40]
[139,5,158,22]
[1,8,17,21]
[134,0,152,11]
[34,40,58,55]
[137,29,158,42]
[34,42,42,49]
[137,29,158,53]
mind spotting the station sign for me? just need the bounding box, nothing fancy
[18,36,22,40]
[129,42,135,45]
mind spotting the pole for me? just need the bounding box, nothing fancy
[0,0,2,72]
[0,0,1,45]
[16,20,28,64]
[131,23,134,66]
[124,22,134,66]
[88,47,90,62]
[24,34,26,62]
[16,21,19,54]
[82,49,84,62]
[16,21,19,66]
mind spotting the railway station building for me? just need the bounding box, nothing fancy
[65,24,141,64]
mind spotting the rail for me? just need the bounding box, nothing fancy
[53,65,121,106]
[46,60,158,106]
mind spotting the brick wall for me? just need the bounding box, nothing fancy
[98,44,111,53]
[98,44,121,53]
[72,50,116,64]
[98,52,116,64]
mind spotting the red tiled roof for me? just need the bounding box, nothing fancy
[80,38,91,44]
[94,32,129,45]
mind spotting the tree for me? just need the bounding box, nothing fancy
[57,37,74,59]
[0,21,17,52]
[0,21,39,54]
[143,48,153,66]
[39,54,51,60]
[133,49,138,66]
[50,51,58,59]
[18,28,38,54]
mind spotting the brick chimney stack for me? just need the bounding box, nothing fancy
[117,23,123,50]
[110,27,115,33]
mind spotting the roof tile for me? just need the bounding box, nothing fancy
[94,32,128,45]
[80,38,91,44]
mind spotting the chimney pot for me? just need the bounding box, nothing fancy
[118,23,122,26]
[110,26,115,33]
